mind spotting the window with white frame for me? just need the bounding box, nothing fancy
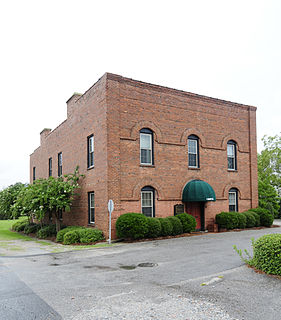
[188,135,199,168]
[87,135,94,168]
[229,188,238,212]
[88,192,95,224]
[140,128,153,165]
[227,140,237,170]
[141,186,155,217]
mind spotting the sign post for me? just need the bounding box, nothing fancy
[108,199,114,244]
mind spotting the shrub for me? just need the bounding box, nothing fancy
[157,218,173,236]
[176,213,196,233]
[215,212,239,230]
[242,212,256,228]
[12,220,29,232]
[116,213,148,240]
[23,223,41,234]
[260,212,274,227]
[56,226,84,242]
[236,213,246,229]
[78,228,104,244]
[63,230,80,245]
[37,224,57,239]
[167,216,183,235]
[248,207,273,227]
[252,234,281,275]
[146,217,161,238]
[248,211,260,227]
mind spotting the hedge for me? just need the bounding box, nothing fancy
[167,216,183,235]
[116,213,148,240]
[12,220,30,232]
[146,217,161,238]
[176,213,196,233]
[157,218,173,236]
[56,226,85,242]
[215,212,239,230]
[248,208,274,227]
[251,234,281,275]
[242,212,256,228]
[78,228,104,244]
[37,224,57,239]
[63,230,80,245]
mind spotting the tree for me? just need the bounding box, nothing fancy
[0,183,26,220]
[12,167,84,231]
[258,134,281,217]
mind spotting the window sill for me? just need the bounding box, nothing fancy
[87,166,95,171]
[88,223,95,227]
[228,169,238,172]
[188,167,200,170]
[140,164,155,168]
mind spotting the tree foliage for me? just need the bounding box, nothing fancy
[12,167,84,231]
[0,182,26,220]
[258,134,281,217]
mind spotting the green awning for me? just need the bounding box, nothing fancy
[182,180,216,202]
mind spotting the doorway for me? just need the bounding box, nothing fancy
[185,202,205,231]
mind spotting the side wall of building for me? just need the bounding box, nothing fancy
[30,75,109,232]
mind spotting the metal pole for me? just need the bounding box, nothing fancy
[108,210,111,244]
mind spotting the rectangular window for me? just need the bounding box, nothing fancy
[88,192,95,224]
[140,133,152,165]
[58,152,62,176]
[227,144,235,170]
[87,135,94,168]
[48,157,52,177]
[229,192,237,212]
[33,167,36,181]
[188,139,198,167]
[141,191,153,217]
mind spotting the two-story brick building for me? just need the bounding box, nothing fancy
[30,73,258,237]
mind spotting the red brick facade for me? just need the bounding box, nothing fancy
[30,73,258,238]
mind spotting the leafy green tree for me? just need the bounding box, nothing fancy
[258,134,281,217]
[12,167,84,231]
[0,182,26,220]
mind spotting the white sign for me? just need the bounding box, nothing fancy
[108,199,114,244]
[108,199,114,214]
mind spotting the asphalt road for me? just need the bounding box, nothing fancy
[1,225,281,319]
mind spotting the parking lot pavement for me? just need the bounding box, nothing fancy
[1,225,280,319]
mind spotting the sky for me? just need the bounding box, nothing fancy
[0,0,280,189]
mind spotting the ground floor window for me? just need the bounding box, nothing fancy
[88,192,95,224]
[141,186,155,217]
[229,188,238,212]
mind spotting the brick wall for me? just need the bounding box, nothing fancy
[30,73,258,238]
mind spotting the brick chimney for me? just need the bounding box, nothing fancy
[40,128,51,145]
[66,93,82,118]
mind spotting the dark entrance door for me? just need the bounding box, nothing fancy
[185,202,205,231]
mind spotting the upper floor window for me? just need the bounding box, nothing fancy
[48,157,52,177]
[33,167,36,181]
[188,135,199,168]
[227,140,237,170]
[140,128,154,165]
[229,188,238,212]
[88,192,95,224]
[87,135,94,168]
[141,186,155,217]
[58,152,62,176]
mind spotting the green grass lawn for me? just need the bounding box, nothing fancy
[0,219,33,241]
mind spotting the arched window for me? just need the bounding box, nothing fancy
[140,128,154,165]
[229,188,238,212]
[188,135,199,168]
[227,140,237,170]
[141,186,155,217]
